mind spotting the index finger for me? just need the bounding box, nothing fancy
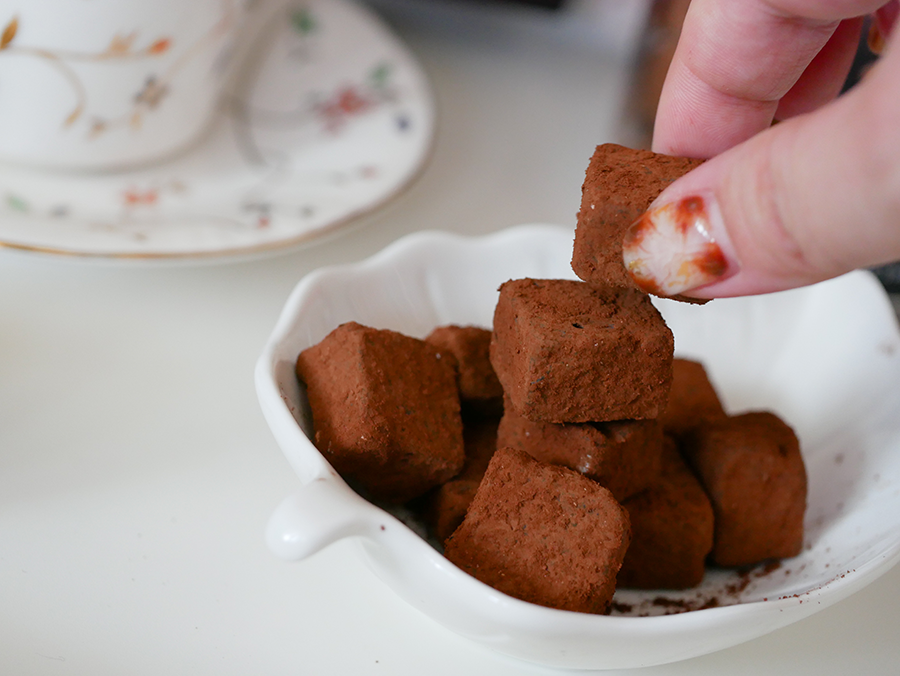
[652,0,885,157]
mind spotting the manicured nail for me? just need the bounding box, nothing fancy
[623,195,733,297]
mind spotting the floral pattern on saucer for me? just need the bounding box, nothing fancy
[0,0,435,260]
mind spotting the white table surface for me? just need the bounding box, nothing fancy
[2,1,898,674]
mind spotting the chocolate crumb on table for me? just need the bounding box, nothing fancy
[444,447,631,614]
[295,321,465,504]
[490,278,674,423]
[681,411,807,567]
[571,143,705,303]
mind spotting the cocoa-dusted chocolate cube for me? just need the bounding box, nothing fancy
[618,437,714,589]
[496,398,663,502]
[682,411,807,567]
[296,322,464,504]
[425,325,503,417]
[660,358,727,442]
[571,144,703,296]
[444,447,631,614]
[490,278,674,423]
[423,417,499,543]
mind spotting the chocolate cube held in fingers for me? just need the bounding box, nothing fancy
[296,322,465,504]
[571,143,704,300]
[496,399,663,502]
[681,411,807,567]
[490,278,674,423]
[444,447,631,614]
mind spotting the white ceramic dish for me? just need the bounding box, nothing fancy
[0,0,434,260]
[256,224,900,670]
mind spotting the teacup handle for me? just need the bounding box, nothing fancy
[266,477,374,561]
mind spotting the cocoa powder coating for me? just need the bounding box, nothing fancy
[681,411,807,567]
[618,437,715,589]
[660,358,728,442]
[426,325,503,418]
[571,143,703,297]
[424,417,499,543]
[295,322,465,504]
[490,278,674,423]
[444,447,631,614]
[496,398,664,502]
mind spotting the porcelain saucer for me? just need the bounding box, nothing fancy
[0,0,435,261]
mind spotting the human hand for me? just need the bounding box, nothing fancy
[622,1,899,299]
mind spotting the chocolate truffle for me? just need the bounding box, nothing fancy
[296,321,464,504]
[444,447,631,614]
[681,411,807,567]
[660,358,728,442]
[571,144,703,297]
[618,437,715,589]
[490,278,674,423]
[425,325,503,417]
[496,398,663,502]
[424,417,499,543]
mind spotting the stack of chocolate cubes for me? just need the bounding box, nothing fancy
[296,144,808,616]
[442,145,807,613]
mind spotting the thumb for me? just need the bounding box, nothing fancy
[623,39,900,299]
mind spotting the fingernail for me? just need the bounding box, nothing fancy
[623,194,734,297]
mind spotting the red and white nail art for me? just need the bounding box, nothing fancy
[623,195,730,297]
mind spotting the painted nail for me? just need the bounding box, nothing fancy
[623,195,732,297]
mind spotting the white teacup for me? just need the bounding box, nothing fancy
[0,0,249,170]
